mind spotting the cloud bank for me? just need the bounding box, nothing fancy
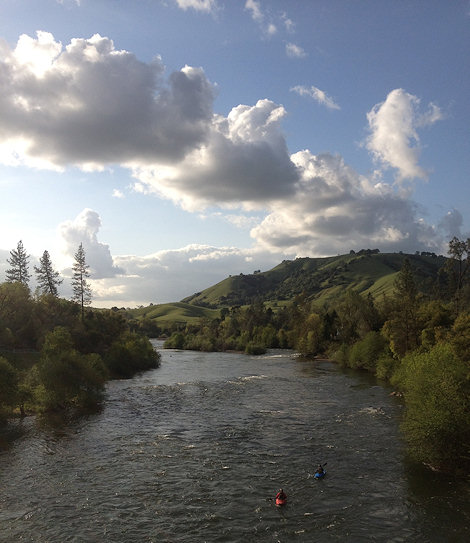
[0,31,458,306]
[0,32,214,169]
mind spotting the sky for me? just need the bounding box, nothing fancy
[0,0,469,308]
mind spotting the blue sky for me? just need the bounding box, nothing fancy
[0,0,469,307]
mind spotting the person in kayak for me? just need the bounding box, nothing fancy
[275,489,287,503]
[315,464,325,476]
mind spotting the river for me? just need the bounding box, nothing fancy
[0,341,469,542]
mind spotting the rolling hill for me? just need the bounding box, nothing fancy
[181,250,446,308]
[126,250,447,326]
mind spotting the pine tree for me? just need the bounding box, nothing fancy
[382,258,420,356]
[5,240,30,286]
[446,236,470,311]
[34,250,63,296]
[71,243,92,318]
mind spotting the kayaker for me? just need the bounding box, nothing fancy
[275,489,287,502]
[315,464,324,476]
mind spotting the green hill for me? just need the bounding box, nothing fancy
[182,250,446,308]
[128,250,447,326]
[126,301,220,325]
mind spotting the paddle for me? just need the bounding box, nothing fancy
[313,462,327,478]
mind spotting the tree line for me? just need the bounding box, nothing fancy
[5,240,91,315]
[163,238,470,474]
[0,241,160,420]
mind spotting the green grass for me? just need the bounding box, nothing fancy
[127,302,220,324]
[128,251,447,326]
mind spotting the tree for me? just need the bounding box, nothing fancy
[392,343,470,470]
[71,243,92,318]
[5,240,30,286]
[446,236,470,310]
[382,259,421,357]
[34,250,63,296]
[0,357,18,422]
[36,327,107,410]
[0,281,35,348]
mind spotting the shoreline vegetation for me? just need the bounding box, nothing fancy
[0,241,161,422]
[1,239,469,477]
[0,287,160,420]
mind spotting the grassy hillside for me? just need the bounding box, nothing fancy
[128,251,447,327]
[126,301,220,325]
[182,251,447,308]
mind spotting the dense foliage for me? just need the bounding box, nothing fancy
[0,285,160,420]
[162,240,470,474]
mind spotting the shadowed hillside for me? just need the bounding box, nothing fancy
[126,251,447,327]
[181,250,446,309]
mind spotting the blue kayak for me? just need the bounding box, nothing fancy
[314,470,326,479]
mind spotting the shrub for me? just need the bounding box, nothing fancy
[245,342,266,355]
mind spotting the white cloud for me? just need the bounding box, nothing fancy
[365,88,443,181]
[130,99,300,210]
[267,23,277,36]
[250,151,447,256]
[174,0,218,13]
[245,0,263,23]
[59,208,124,279]
[112,189,124,198]
[291,85,340,110]
[286,42,307,59]
[0,34,456,306]
[282,13,295,32]
[13,31,62,77]
[91,244,282,307]
[0,32,215,170]
[245,0,277,35]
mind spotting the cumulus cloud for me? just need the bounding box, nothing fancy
[174,0,218,12]
[438,209,466,239]
[130,99,300,210]
[91,244,282,307]
[286,43,307,58]
[59,208,124,279]
[0,31,454,305]
[0,32,215,169]
[366,88,443,181]
[291,85,339,110]
[0,31,301,213]
[250,151,446,256]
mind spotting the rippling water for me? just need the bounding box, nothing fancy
[0,342,469,542]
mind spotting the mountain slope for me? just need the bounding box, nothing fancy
[182,250,447,308]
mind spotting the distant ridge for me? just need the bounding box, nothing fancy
[181,250,446,308]
[127,250,447,325]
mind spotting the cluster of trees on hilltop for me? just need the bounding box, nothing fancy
[0,241,160,422]
[164,238,470,474]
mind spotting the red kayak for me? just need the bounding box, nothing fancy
[275,496,287,506]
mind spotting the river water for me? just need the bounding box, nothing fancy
[0,342,469,542]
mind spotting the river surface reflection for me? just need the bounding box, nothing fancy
[0,342,469,542]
